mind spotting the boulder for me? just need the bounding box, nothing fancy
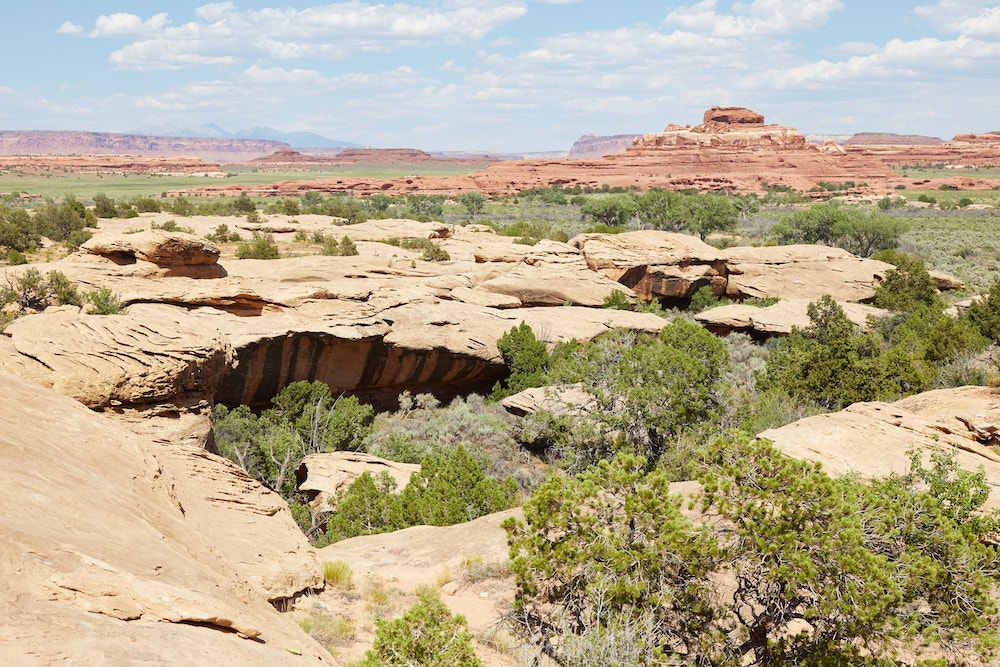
[760,386,1000,510]
[333,218,454,241]
[574,230,728,301]
[297,451,421,508]
[84,230,221,266]
[929,270,965,291]
[0,372,333,666]
[695,298,888,337]
[721,245,892,302]
[500,384,592,417]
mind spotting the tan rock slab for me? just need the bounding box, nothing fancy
[0,372,333,666]
[696,298,888,336]
[760,387,1000,510]
[298,451,421,507]
[722,244,892,301]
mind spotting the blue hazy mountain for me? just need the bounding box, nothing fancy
[127,124,361,149]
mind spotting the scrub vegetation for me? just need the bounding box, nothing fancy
[3,180,999,665]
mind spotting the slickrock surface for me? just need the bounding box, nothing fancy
[760,386,1000,510]
[695,299,889,337]
[721,245,893,301]
[298,451,421,508]
[0,373,332,666]
[1,219,928,425]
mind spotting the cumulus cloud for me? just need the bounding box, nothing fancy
[913,1,1000,33]
[81,2,528,71]
[90,12,170,38]
[748,33,1000,91]
[56,22,84,36]
[665,0,843,37]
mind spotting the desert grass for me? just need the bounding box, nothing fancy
[323,560,354,590]
[298,613,356,653]
[461,554,513,583]
[361,577,399,620]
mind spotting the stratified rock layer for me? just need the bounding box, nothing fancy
[761,386,1000,510]
[0,373,332,666]
[0,221,927,420]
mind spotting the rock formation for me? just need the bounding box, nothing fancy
[0,130,288,163]
[172,106,922,198]
[720,245,893,302]
[760,386,1000,510]
[568,133,643,158]
[0,154,225,176]
[571,230,903,304]
[247,147,498,169]
[0,220,669,422]
[0,372,333,666]
[297,451,421,509]
[845,132,944,145]
[695,299,888,337]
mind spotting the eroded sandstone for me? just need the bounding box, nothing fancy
[0,373,332,666]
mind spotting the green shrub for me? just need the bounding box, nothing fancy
[504,438,1000,666]
[321,235,359,256]
[5,248,27,265]
[84,287,124,315]
[357,592,483,667]
[758,295,927,408]
[93,193,119,218]
[490,322,550,400]
[457,192,487,218]
[535,320,728,469]
[133,197,162,213]
[324,471,403,543]
[236,232,280,259]
[215,382,375,499]
[685,284,721,313]
[963,279,1000,342]
[205,224,241,243]
[32,198,96,246]
[46,270,81,307]
[420,242,449,261]
[2,267,47,310]
[324,445,518,543]
[398,445,519,527]
[0,206,39,252]
[151,219,194,234]
[601,289,633,310]
[871,251,941,312]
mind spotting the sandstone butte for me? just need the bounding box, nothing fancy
[165,106,1000,199]
[0,211,994,666]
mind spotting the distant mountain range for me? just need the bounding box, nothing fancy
[126,124,363,149]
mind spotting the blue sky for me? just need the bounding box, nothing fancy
[2,1,999,151]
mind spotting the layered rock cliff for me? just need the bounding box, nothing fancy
[0,130,289,163]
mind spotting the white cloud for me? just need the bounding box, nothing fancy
[748,34,1000,90]
[665,0,843,37]
[83,2,529,71]
[57,22,84,36]
[956,4,1000,37]
[195,2,237,22]
[90,12,169,38]
[913,1,999,32]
